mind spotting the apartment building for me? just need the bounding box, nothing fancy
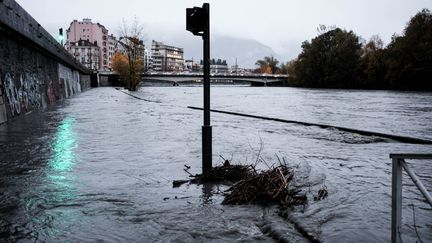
[67,39,100,70]
[65,18,117,71]
[150,40,184,72]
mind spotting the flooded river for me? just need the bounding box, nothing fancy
[1,86,431,242]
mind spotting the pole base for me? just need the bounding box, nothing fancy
[202,125,212,173]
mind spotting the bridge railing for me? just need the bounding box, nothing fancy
[390,153,432,243]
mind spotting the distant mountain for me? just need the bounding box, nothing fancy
[170,35,282,69]
[213,36,282,69]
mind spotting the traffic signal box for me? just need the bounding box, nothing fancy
[186,5,208,36]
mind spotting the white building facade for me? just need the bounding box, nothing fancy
[150,40,184,72]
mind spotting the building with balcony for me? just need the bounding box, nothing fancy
[107,34,118,69]
[65,18,117,71]
[144,48,151,71]
[67,39,100,70]
[150,40,184,72]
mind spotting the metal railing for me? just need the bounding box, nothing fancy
[390,153,432,243]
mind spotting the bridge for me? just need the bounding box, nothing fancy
[140,73,288,86]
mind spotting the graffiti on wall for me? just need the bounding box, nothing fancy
[4,73,21,116]
[47,81,56,104]
[17,72,42,111]
[0,76,7,124]
[2,65,83,118]
[58,64,81,98]
[3,72,42,117]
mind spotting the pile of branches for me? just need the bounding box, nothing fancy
[174,158,311,209]
[222,165,307,208]
[192,160,255,183]
[172,160,255,187]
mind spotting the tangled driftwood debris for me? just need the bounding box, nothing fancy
[172,160,254,187]
[192,160,256,183]
[173,158,327,242]
[173,159,316,209]
[222,165,307,208]
[314,186,328,201]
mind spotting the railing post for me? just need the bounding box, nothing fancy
[392,158,402,243]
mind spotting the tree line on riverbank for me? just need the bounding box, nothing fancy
[255,9,432,91]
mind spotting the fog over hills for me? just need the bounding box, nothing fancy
[148,33,283,69]
[210,36,282,69]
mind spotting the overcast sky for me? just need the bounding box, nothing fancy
[16,0,432,60]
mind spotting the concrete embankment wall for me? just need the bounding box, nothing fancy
[0,0,91,125]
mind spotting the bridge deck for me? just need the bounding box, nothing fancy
[141,74,287,84]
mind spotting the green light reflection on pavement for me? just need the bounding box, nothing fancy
[46,116,79,203]
[27,117,80,238]
[49,117,77,173]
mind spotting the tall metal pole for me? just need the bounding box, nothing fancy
[391,158,402,243]
[202,3,212,173]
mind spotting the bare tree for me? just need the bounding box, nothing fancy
[115,17,146,91]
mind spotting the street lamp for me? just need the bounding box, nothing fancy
[186,3,212,173]
[58,28,64,46]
